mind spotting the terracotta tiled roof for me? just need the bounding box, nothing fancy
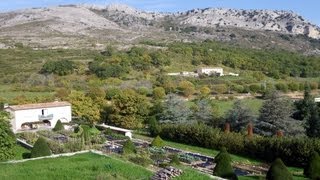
[6,101,71,111]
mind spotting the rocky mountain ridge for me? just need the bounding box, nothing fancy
[0,4,319,51]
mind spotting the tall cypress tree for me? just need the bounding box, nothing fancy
[295,84,314,120]
[305,104,320,138]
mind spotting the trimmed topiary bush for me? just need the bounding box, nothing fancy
[304,151,320,179]
[151,135,165,147]
[122,139,136,155]
[213,148,237,179]
[52,120,64,131]
[31,137,52,158]
[266,158,292,180]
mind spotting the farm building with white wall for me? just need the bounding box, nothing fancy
[197,67,224,76]
[4,101,72,133]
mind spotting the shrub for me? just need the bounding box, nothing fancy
[129,155,152,167]
[122,139,136,154]
[178,154,200,164]
[31,137,52,158]
[40,60,75,76]
[304,152,320,179]
[64,138,84,152]
[47,139,65,154]
[151,135,165,147]
[153,87,166,100]
[266,158,292,180]
[213,148,236,179]
[169,154,180,165]
[52,120,64,131]
[81,125,91,144]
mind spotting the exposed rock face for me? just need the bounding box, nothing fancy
[0,6,120,35]
[0,4,319,50]
[177,8,320,39]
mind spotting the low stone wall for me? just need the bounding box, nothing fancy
[16,138,33,150]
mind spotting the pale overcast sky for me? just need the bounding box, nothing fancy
[0,0,319,25]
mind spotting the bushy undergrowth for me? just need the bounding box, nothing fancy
[159,123,320,167]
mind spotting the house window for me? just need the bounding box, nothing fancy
[41,109,48,116]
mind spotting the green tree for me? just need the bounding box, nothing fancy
[256,91,295,136]
[226,100,254,132]
[52,120,64,131]
[159,94,192,124]
[31,137,52,158]
[178,80,195,97]
[266,158,292,180]
[213,148,236,179]
[68,91,101,124]
[295,85,315,120]
[193,99,216,125]
[0,111,15,161]
[304,151,320,179]
[108,89,150,129]
[40,60,75,76]
[305,104,320,138]
[86,86,106,107]
[151,135,165,147]
[148,116,161,137]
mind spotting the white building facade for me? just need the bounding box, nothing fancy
[197,67,224,76]
[5,101,72,133]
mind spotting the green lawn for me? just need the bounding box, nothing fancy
[12,145,30,160]
[134,134,261,165]
[173,167,213,180]
[239,175,307,180]
[0,153,153,180]
[212,98,263,116]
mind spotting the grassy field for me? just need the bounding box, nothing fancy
[0,85,53,101]
[0,153,153,180]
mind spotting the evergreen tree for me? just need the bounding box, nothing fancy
[159,94,192,124]
[266,158,292,180]
[213,148,237,179]
[193,98,214,124]
[52,120,64,131]
[148,116,161,137]
[226,100,254,132]
[256,91,297,136]
[305,105,320,138]
[295,84,314,120]
[31,137,52,158]
[0,111,15,161]
[304,151,320,179]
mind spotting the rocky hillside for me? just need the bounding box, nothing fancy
[0,4,319,51]
[178,8,320,39]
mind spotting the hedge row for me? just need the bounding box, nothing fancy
[159,123,320,167]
